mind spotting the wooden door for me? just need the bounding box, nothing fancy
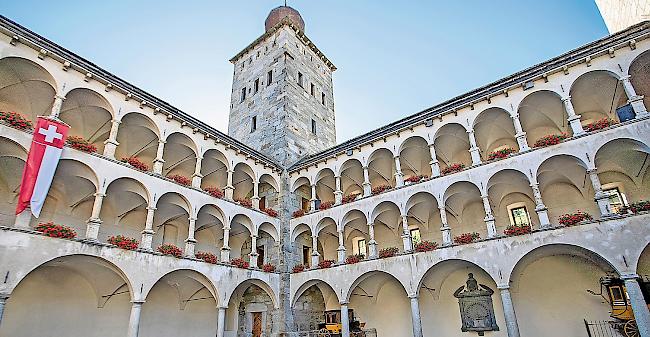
[252,312,262,337]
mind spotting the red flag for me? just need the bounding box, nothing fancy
[16,117,69,217]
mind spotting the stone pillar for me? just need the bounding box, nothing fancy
[85,192,106,240]
[621,75,649,118]
[530,182,551,228]
[311,235,320,268]
[481,194,496,238]
[340,303,350,337]
[561,96,585,136]
[362,166,372,197]
[224,170,234,200]
[401,214,412,252]
[439,205,452,246]
[310,184,317,212]
[216,306,227,337]
[588,168,612,217]
[409,294,423,337]
[622,274,650,337]
[249,234,259,265]
[221,226,231,262]
[428,144,441,177]
[191,155,203,188]
[185,217,197,257]
[368,222,378,259]
[14,207,32,229]
[251,180,260,209]
[103,119,121,159]
[140,206,156,251]
[334,175,343,204]
[337,230,346,263]
[467,129,482,166]
[152,140,166,174]
[0,293,9,328]
[127,300,145,337]
[48,94,65,118]
[511,114,530,151]
[394,155,404,187]
[498,286,521,337]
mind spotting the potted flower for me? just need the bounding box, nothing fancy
[263,263,276,272]
[318,260,334,269]
[487,147,516,161]
[584,118,616,132]
[0,111,32,130]
[319,201,334,210]
[342,193,360,204]
[108,235,139,250]
[345,254,364,264]
[405,175,428,184]
[414,240,438,252]
[168,174,191,186]
[203,186,224,198]
[66,136,98,153]
[626,200,650,214]
[121,157,150,171]
[35,222,77,239]
[292,264,306,273]
[558,211,592,227]
[533,133,568,148]
[230,257,250,269]
[378,247,399,258]
[503,224,532,237]
[157,244,183,258]
[453,232,481,245]
[262,208,278,217]
[292,209,306,218]
[441,163,465,175]
[195,251,218,264]
[234,197,252,208]
[371,185,391,195]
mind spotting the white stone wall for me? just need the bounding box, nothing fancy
[596,0,650,33]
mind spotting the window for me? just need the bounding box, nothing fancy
[354,238,367,256]
[310,83,315,96]
[267,70,273,84]
[311,119,317,134]
[321,92,326,105]
[240,87,246,102]
[603,187,626,213]
[254,79,260,94]
[298,72,303,87]
[510,206,530,226]
[302,246,310,266]
[410,228,421,245]
[251,116,257,132]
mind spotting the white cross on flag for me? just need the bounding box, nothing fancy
[16,117,69,217]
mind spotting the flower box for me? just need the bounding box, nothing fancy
[503,224,532,237]
[108,235,139,250]
[235,197,252,208]
[345,254,364,264]
[262,208,278,217]
[533,133,568,148]
[626,200,650,214]
[195,251,218,264]
[0,111,32,130]
[453,232,480,245]
[414,240,438,252]
[441,163,465,175]
[404,175,428,184]
[262,263,276,272]
[203,186,224,198]
[487,147,516,161]
[342,193,360,204]
[378,247,399,258]
[318,260,334,269]
[157,244,183,258]
[292,264,306,273]
[292,209,305,218]
[168,174,191,186]
[230,257,249,269]
[319,201,334,210]
[558,211,592,227]
[121,157,150,171]
[371,185,391,195]
[35,222,77,239]
[66,136,97,153]
[584,118,616,132]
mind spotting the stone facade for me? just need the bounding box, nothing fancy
[596,0,650,33]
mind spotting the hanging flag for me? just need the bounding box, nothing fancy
[16,117,69,217]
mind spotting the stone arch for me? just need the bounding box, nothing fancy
[195,204,226,256]
[405,191,442,244]
[636,242,650,277]
[315,168,335,205]
[341,209,369,257]
[230,213,254,260]
[399,136,432,179]
[153,192,192,250]
[367,147,396,188]
[115,112,160,169]
[258,173,279,209]
[200,149,229,190]
[292,279,340,331]
[339,158,364,199]
[224,278,279,337]
[292,278,340,307]
[443,180,487,239]
[434,122,472,170]
[315,216,337,262]
[258,222,279,244]
[233,162,255,201]
[60,87,114,153]
[370,200,403,252]
[629,49,650,109]
[162,132,198,179]
[570,70,627,124]
[99,177,151,242]
[473,107,519,160]
[486,169,539,232]
[518,89,571,146]
[0,56,57,124]
[0,136,28,224]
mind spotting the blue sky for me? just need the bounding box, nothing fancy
[0,1,608,142]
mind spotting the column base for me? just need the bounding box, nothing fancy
[224,186,234,201]
[14,209,32,229]
[362,182,372,197]
[334,191,343,205]
[140,230,154,251]
[102,140,119,159]
[251,196,260,209]
[311,254,320,269]
[469,147,482,166]
[568,116,585,136]
[441,226,452,246]
[515,133,529,152]
[595,196,613,217]
[401,233,413,252]
[85,218,102,240]
[337,247,346,264]
[191,174,203,188]
[184,239,196,257]
[484,217,497,238]
[395,173,404,187]
[220,247,231,262]
[430,160,440,177]
[153,159,165,174]
[535,207,551,229]
[368,240,378,259]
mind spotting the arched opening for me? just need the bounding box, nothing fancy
[405,191,442,247]
[342,210,369,259]
[570,71,626,124]
[629,51,650,109]
[315,168,335,206]
[257,222,279,268]
[486,169,539,233]
[0,57,56,124]
[115,113,159,170]
[292,177,311,212]
[226,280,277,337]
[194,204,225,258]
[518,90,571,146]
[0,255,132,337]
[230,214,254,262]
[99,177,149,242]
[340,159,363,200]
[200,149,228,191]
[292,280,340,332]
[233,163,254,202]
[292,223,313,268]
[443,181,487,240]
[140,270,217,337]
[315,217,338,262]
[60,88,113,153]
[371,201,403,253]
[399,136,432,180]
[258,174,279,210]
[153,192,191,251]
[367,148,396,189]
[473,108,519,161]
[434,123,472,171]
[162,132,197,180]
[0,137,27,224]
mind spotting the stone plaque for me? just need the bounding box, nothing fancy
[453,273,499,335]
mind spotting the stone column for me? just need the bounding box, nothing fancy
[588,168,612,217]
[152,140,166,174]
[103,119,121,159]
[216,306,227,337]
[394,155,404,187]
[0,293,9,328]
[621,75,649,118]
[14,208,32,228]
[481,194,497,238]
[249,234,259,266]
[310,184,317,212]
[48,94,65,118]
[334,175,343,204]
[428,144,441,177]
[511,114,530,151]
[191,155,203,188]
[409,294,423,337]
[224,170,234,200]
[622,274,650,337]
[311,235,320,268]
[140,206,156,251]
[127,300,145,337]
[185,217,197,257]
[368,222,378,259]
[221,226,231,262]
[340,303,350,337]
[401,214,413,252]
[561,96,585,136]
[337,230,346,263]
[530,182,551,228]
[85,192,106,240]
[251,180,260,209]
[362,165,372,197]
[467,129,482,166]
[498,286,521,337]
[439,205,452,246]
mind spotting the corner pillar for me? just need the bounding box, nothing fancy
[622,274,650,337]
[498,285,521,337]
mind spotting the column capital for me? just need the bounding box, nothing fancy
[339,301,349,306]
[621,273,640,281]
[561,95,572,102]
[158,139,167,145]
[620,74,632,81]
[94,192,106,198]
[0,292,10,301]
[217,305,228,310]
[188,216,197,222]
[586,168,598,174]
[111,119,122,125]
[497,284,511,290]
[408,293,419,299]
[131,300,146,305]
[146,206,157,211]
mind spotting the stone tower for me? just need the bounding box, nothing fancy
[228,5,337,167]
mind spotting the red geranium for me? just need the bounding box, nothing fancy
[584,118,616,132]
[318,260,335,269]
[235,197,252,208]
[533,133,568,148]
[35,222,77,239]
[487,147,516,161]
[345,254,364,264]
[292,209,306,218]
[121,157,150,171]
[626,200,650,214]
[379,247,399,258]
[453,232,481,245]
[262,263,276,272]
[405,175,428,183]
[231,257,250,269]
[342,193,360,204]
[292,264,306,273]
[203,186,224,198]
[371,185,391,195]
[0,111,32,130]
[558,211,592,227]
[262,208,278,217]
[441,163,465,175]
[108,235,139,250]
[157,244,183,258]
[503,224,532,236]
[414,240,438,252]
[168,174,191,186]
[196,251,218,264]
[66,136,97,153]
[319,201,334,210]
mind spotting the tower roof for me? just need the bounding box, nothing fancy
[265,5,305,32]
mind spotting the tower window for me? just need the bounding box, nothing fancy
[254,79,260,94]
[310,83,315,96]
[240,87,246,102]
[298,72,303,87]
[311,119,317,134]
[321,92,326,105]
[251,116,257,132]
[267,70,273,84]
